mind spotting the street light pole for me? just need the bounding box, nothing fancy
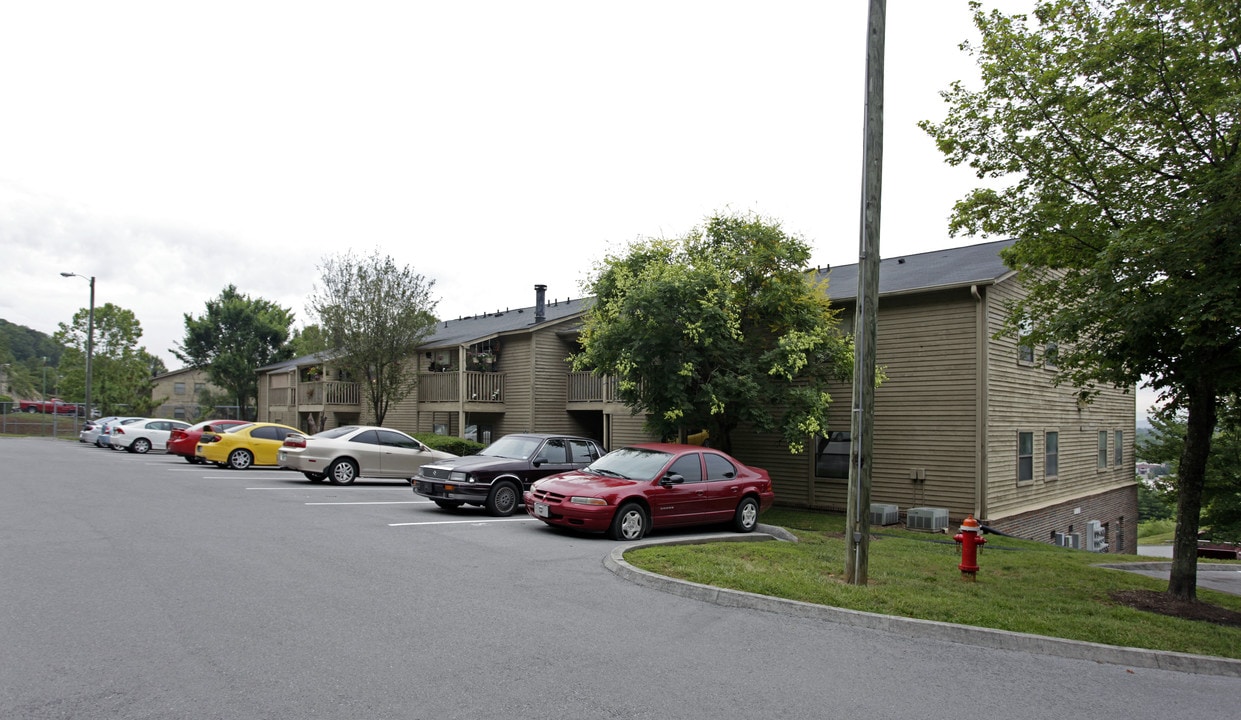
[60,272,95,419]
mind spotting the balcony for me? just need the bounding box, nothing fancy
[297,381,362,409]
[418,371,506,405]
[566,371,622,406]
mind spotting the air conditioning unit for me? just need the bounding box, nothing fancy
[906,507,949,532]
[869,503,900,526]
[1054,532,1081,550]
[1085,520,1109,552]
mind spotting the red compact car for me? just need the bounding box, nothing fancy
[166,419,249,463]
[524,443,774,540]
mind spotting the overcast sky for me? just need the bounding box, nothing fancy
[1,1,1153,412]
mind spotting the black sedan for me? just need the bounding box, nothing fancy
[411,433,605,516]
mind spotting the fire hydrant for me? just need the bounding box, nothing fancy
[953,515,986,580]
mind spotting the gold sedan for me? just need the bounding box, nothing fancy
[196,422,302,470]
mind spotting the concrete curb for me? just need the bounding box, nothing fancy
[603,530,1241,678]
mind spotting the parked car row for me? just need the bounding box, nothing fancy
[409,433,774,540]
[79,416,191,453]
[89,418,776,541]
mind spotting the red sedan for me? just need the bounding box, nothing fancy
[166,419,249,463]
[524,443,774,540]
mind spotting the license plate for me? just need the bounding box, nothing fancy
[534,502,549,518]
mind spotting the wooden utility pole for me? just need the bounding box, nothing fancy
[845,0,886,585]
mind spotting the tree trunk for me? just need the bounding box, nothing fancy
[1168,380,1217,600]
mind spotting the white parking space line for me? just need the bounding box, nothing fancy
[305,501,427,506]
[389,517,537,527]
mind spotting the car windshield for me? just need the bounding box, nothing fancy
[480,435,543,460]
[585,447,673,481]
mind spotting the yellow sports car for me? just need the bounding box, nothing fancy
[196,422,302,470]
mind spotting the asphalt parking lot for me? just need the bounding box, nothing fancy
[3,437,1240,720]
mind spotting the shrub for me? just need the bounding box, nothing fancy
[417,433,483,457]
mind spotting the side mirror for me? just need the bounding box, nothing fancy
[532,457,546,467]
[660,473,685,487]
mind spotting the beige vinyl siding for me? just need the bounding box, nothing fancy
[982,277,1137,521]
[729,289,981,516]
[607,411,654,449]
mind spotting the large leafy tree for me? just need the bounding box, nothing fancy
[1139,402,1241,543]
[308,250,438,425]
[921,0,1241,599]
[574,212,854,454]
[176,285,295,418]
[55,303,165,415]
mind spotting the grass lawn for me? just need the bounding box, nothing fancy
[624,508,1241,660]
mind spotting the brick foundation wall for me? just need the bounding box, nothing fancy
[983,484,1139,554]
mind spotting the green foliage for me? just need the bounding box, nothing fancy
[920,0,1241,599]
[54,303,161,415]
[0,318,64,366]
[574,211,853,453]
[308,250,439,425]
[1138,404,1241,543]
[176,285,295,418]
[1137,482,1174,522]
[287,324,329,358]
[415,433,483,457]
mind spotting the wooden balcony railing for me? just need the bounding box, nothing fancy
[298,381,362,406]
[417,372,506,403]
[566,371,621,403]
[268,387,297,407]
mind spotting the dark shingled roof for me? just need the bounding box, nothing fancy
[814,238,1018,302]
[424,294,590,347]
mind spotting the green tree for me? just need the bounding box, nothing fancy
[55,303,162,414]
[573,212,854,454]
[921,0,1241,599]
[176,285,295,419]
[288,324,329,358]
[308,250,439,425]
[1139,403,1241,542]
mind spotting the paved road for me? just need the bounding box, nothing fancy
[2,437,1239,720]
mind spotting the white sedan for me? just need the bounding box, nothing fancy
[278,425,457,485]
[109,418,191,454]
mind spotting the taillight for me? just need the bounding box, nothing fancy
[114,427,125,435]
[283,435,307,449]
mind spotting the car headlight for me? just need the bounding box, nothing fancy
[569,496,607,506]
[450,471,470,482]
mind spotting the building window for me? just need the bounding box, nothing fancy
[1044,431,1059,478]
[814,431,850,479]
[194,382,205,393]
[1114,429,1123,467]
[1098,431,1108,469]
[1017,319,1034,363]
[174,381,186,395]
[1018,431,1034,482]
[1044,342,1058,367]
[173,406,186,419]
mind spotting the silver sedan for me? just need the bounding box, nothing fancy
[277,425,457,485]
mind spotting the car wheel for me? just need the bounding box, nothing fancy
[486,481,520,516]
[24,406,37,414]
[131,438,152,454]
[608,502,648,541]
[183,455,199,464]
[303,472,325,482]
[433,500,463,510]
[733,496,759,533]
[227,449,254,470]
[327,459,358,485]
